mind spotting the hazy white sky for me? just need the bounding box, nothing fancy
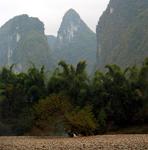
[0,0,110,35]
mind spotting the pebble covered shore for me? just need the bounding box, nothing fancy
[0,135,148,150]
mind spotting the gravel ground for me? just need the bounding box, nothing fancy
[0,135,148,150]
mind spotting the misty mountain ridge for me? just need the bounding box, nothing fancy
[96,0,148,69]
[0,14,52,71]
[47,8,97,72]
[0,2,148,72]
[0,9,97,72]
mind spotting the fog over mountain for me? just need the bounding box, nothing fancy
[96,0,148,69]
[0,15,52,71]
[0,9,97,71]
[0,0,110,35]
[47,9,96,72]
[0,0,147,72]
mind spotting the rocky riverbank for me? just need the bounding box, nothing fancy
[0,135,148,150]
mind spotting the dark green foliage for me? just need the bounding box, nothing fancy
[0,58,147,135]
[65,106,97,136]
[0,66,46,135]
[34,94,72,135]
[97,108,107,133]
[48,60,89,106]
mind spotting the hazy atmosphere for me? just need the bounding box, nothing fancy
[0,0,148,149]
[0,0,109,35]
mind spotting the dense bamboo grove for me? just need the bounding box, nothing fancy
[0,58,148,136]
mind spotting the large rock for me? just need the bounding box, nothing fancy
[48,9,97,72]
[0,14,52,71]
[96,0,148,69]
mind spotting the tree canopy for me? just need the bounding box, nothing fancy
[0,58,148,135]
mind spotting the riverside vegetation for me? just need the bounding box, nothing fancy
[0,57,148,136]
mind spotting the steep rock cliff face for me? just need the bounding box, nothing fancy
[0,14,51,71]
[48,9,97,71]
[96,0,148,69]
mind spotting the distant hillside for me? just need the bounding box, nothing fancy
[96,0,148,69]
[0,14,52,71]
[47,9,97,72]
